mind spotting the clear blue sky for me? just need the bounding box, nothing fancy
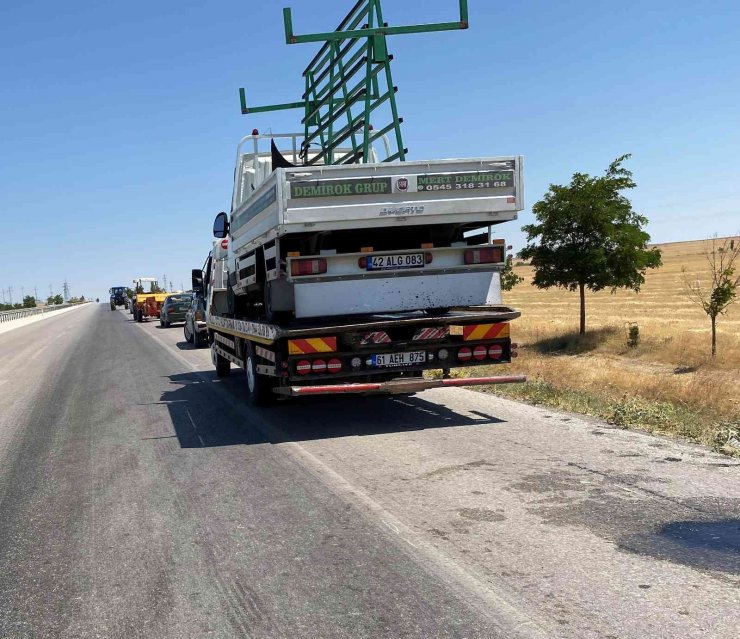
[1,0,739,302]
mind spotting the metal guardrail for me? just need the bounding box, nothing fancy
[0,302,84,324]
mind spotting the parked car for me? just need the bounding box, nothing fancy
[184,295,208,347]
[160,294,191,327]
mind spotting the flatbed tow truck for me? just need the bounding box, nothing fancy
[198,1,526,404]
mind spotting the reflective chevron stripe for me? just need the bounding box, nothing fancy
[288,337,338,355]
[462,323,510,341]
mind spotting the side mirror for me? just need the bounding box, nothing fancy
[192,269,204,294]
[213,212,229,239]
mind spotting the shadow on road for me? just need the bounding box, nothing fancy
[159,371,506,449]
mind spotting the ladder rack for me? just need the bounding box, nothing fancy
[239,1,469,165]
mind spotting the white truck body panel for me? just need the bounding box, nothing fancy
[293,271,501,318]
[229,156,523,260]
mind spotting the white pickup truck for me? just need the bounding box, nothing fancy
[212,133,523,321]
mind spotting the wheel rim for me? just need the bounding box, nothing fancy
[246,357,256,393]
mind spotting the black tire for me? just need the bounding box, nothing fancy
[184,323,194,344]
[193,327,205,348]
[160,317,164,327]
[245,341,275,406]
[110,302,115,311]
[212,343,231,378]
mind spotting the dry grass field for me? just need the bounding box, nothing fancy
[473,237,740,452]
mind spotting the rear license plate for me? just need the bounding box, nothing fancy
[367,253,424,271]
[371,351,426,368]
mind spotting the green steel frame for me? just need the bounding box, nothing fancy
[239,0,469,165]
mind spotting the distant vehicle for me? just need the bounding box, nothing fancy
[130,277,161,322]
[109,286,127,310]
[160,293,191,328]
[184,294,207,347]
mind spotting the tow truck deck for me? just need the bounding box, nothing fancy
[207,306,525,400]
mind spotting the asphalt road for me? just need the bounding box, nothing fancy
[0,304,738,639]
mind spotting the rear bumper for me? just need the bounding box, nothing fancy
[274,375,526,397]
[293,271,502,318]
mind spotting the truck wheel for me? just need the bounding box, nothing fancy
[245,341,275,406]
[184,323,194,344]
[193,327,205,348]
[212,343,231,377]
[110,302,115,311]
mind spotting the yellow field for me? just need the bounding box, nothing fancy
[491,237,740,437]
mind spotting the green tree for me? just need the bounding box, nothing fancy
[683,235,739,357]
[520,155,662,334]
[53,294,64,305]
[500,255,523,291]
[22,295,37,308]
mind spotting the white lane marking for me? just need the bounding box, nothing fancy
[132,320,552,639]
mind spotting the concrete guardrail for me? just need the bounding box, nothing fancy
[0,302,85,324]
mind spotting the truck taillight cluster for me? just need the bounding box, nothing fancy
[296,358,343,376]
[457,344,506,362]
[290,258,327,277]
[464,247,504,265]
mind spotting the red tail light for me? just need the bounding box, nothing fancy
[296,360,311,375]
[458,347,472,362]
[291,258,327,277]
[473,345,487,360]
[488,345,503,360]
[312,359,327,374]
[464,247,504,265]
[327,358,342,374]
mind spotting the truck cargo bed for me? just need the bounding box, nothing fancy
[230,156,524,256]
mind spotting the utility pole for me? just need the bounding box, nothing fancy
[21,286,24,302]
[34,286,38,302]
[63,279,70,302]
[8,286,13,306]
